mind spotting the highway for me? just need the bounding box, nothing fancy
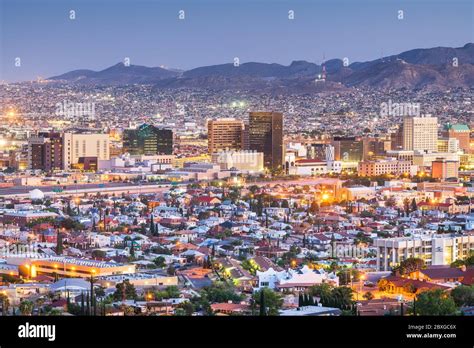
[0,181,189,199]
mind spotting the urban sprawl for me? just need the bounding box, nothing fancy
[0,83,473,316]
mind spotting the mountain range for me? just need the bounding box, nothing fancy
[49,43,474,92]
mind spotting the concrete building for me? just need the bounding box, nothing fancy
[26,257,136,278]
[437,138,460,153]
[207,119,244,154]
[357,158,417,177]
[431,158,459,180]
[331,137,364,163]
[403,115,438,152]
[286,158,342,176]
[166,162,230,181]
[27,132,63,171]
[63,132,110,169]
[211,150,264,173]
[374,234,474,271]
[412,152,459,169]
[445,124,470,153]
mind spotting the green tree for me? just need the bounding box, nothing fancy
[56,232,63,255]
[153,256,166,268]
[450,285,474,307]
[113,280,137,301]
[252,288,283,316]
[150,214,156,235]
[201,282,243,303]
[19,300,34,315]
[393,257,425,276]
[414,289,457,316]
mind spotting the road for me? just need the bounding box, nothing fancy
[0,181,190,199]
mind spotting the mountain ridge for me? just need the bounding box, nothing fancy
[48,43,474,91]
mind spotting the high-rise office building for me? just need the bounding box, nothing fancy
[123,124,173,156]
[28,132,64,171]
[248,112,283,170]
[390,125,404,151]
[403,115,438,152]
[331,137,364,162]
[207,119,244,154]
[63,132,110,169]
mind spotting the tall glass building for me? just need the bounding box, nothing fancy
[123,124,173,155]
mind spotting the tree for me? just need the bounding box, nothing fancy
[308,284,353,309]
[252,288,283,316]
[414,289,457,316]
[153,256,166,268]
[450,252,474,268]
[176,301,195,316]
[259,289,266,316]
[167,265,176,276]
[201,282,243,303]
[0,293,10,315]
[19,300,34,315]
[113,280,137,301]
[410,198,417,212]
[298,293,304,307]
[330,287,354,310]
[403,198,410,214]
[56,232,63,255]
[450,285,474,307]
[150,214,155,236]
[80,292,85,315]
[363,292,374,301]
[393,258,425,276]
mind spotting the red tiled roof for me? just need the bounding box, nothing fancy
[461,268,474,285]
[383,275,450,290]
[419,267,465,280]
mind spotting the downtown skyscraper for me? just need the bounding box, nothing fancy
[248,112,283,171]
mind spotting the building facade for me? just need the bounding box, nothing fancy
[357,159,416,177]
[403,115,438,152]
[431,159,459,180]
[63,132,110,169]
[123,124,173,156]
[374,234,474,271]
[28,132,64,171]
[248,112,283,171]
[207,119,244,154]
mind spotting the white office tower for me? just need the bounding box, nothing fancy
[403,115,438,152]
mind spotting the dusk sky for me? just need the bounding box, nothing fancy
[1,0,473,82]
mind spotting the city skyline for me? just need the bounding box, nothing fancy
[0,0,473,336]
[1,0,473,82]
